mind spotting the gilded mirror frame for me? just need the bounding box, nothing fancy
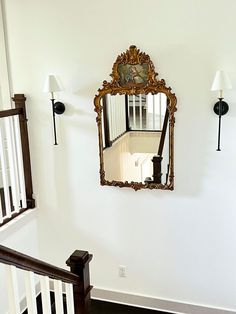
[94,45,177,191]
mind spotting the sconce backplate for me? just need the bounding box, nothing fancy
[213,101,229,116]
[54,101,65,115]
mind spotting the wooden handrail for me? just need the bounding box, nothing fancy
[152,106,169,184]
[157,107,169,157]
[0,245,93,313]
[0,245,79,284]
[0,107,23,118]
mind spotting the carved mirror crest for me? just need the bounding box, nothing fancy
[94,45,177,191]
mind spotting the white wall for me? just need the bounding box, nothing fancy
[3,0,236,312]
[129,132,160,154]
[0,0,11,108]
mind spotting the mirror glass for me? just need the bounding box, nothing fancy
[102,93,169,184]
[94,45,177,191]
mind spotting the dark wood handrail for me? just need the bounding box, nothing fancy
[0,107,23,118]
[0,245,79,284]
[157,108,169,157]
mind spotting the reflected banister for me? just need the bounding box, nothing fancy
[158,108,169,157]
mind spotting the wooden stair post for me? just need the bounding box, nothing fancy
[152,155,163,183]
[12,94,35,208]
[66,250,93,314]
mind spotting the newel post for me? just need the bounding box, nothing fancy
[12,94,35,208]
[66,250,93,314]
[152,155,162,183]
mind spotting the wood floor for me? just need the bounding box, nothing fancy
[91,300,172,314]
[23,295,173,313]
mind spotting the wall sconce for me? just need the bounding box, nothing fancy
[43,75,65,145]
[211,70,232,151]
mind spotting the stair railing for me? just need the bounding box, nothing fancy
[152,107,169,184]
[0,94,35,227]
[0,245,92,314]
[102,94,127,148]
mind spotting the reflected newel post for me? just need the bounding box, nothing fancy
[152,155,162,183]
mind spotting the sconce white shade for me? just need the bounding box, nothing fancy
[43,75,62,93]
[211,70,232,91]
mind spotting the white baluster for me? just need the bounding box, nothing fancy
[153,94,155,130]
[113,96,117,139]
[128,95,131,128]
[101,109,105,148]
[117,96,121,136]
[118,96,123,136]
[121,96,123,134]
[13,115,27,208]
[147,93,153,129]
[132,95,136,129]
[111,95,115,141]
[65,283,75,314]
[161,93,167,127]
[6,265,21,314]
[107,94,113,141]
[5,117,20,212]
[0,120,11,219]
[122,96,126,133]
[110,96,114,140]
[139,94,142,130]
[40,276,52,314]
[54,279,64,314]
[114,96,117,139]
[158,94,162,129]
[24,271,37,314]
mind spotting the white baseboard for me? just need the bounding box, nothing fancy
[91,288,236,314]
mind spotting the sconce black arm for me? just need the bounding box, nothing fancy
[213,98,229,151]
[51,99,65,145]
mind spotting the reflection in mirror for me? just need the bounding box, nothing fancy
[94,45,177,191]
[102,94,169,184]
[128,93,167,131]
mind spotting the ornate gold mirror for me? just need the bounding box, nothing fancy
[94,45,177,191]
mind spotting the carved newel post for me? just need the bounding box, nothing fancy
[66,250,93,314]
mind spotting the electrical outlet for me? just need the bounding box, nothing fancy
[119,265,126,277]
